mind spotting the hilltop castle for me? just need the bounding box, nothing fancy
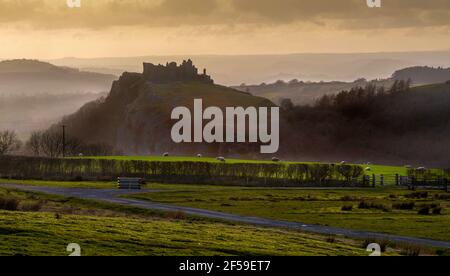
[143,59,213,84]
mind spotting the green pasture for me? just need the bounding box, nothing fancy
[128,184,450,242]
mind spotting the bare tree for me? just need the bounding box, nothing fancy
[40,131,62,158]
[26,131,43,156]
[0,130,22,155]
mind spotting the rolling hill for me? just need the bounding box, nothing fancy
[0,59,117,96]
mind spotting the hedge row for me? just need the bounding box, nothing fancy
[0,155,366,187]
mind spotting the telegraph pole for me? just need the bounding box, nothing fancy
[62,124,66,158]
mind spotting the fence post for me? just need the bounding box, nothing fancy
[395,174,399,186]
[380,174,384,186]
[372,174,376,188]
[445,178,449,193]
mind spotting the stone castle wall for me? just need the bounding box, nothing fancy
[142,59,213,84]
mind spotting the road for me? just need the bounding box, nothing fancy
[2,183,450,249]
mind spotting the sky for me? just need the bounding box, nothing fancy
[1,0,450,59]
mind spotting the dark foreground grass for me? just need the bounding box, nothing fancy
[0,178,116,189]
[0,187,372,256]
[128,184,450,242]
[0,211,374,256]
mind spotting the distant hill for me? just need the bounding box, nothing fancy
[236,66,450,105]
[0,59,117,96]
[0,92,105,138]
[57,61,274,156]
[50,51,450,86]
[233,78,395,105]
[392,66,450,85]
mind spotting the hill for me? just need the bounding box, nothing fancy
[277,82,450,167]
[50,51,450,86]
[57,61,274,156]
[392,66,450,85]
[235,66,450,106]
[233,78,394,105]
[0,59,117,96]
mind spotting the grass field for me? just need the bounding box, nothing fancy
[0,186,372,256]
[0,211,373,256]
[128,184,450,242]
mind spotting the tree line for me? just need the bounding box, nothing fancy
[0,155,366,187]
[0,129,114,157]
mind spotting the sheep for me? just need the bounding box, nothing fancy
[340,161,347,165]
[78,153,84,157]
[416,167,426,171]
[197,154,202,158]
[163,152,169,157]
[216,156,225,162]
[272,157,280,162]
[365,167,372,171]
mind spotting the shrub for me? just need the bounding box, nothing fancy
[19,201,44,212]
[0,196,20,211]
[55,213,62,219]
[341,196,358,201]
[432,207,442,215]
[358,201,371,209]
[341,205,353,211]
[392,202,415,210]
[405,192,428,199]
[362,239,389,253]
[400,245,421,256]
[326,236,336,243]
[434,193,450,200]
[358,201,391,212]
[166,211,186,220]
[418,207,430,215]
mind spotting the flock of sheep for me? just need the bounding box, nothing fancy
[161,154,427,171]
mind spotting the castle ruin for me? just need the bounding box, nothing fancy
[143,59,213,84]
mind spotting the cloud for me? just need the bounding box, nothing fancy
[0,0,449,30]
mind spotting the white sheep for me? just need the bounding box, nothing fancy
[197,154,202,158]
[272,157,280,162]
[163,152,169,157]
[217,156,225,162]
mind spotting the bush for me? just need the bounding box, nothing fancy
[341,196,358,201]
[19,200,44,212]
[0,196,20,211]
[166,211,186,220]
[392,202,415,210]
[432,207,442,215]
[434,193,450,200]
[362,239,389,253]
[405,192,428,199]
[418,207,430,215]
[326,236,336,243]
[400,245,421,256]
[358,201,391,212]
[341,205,353,211]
